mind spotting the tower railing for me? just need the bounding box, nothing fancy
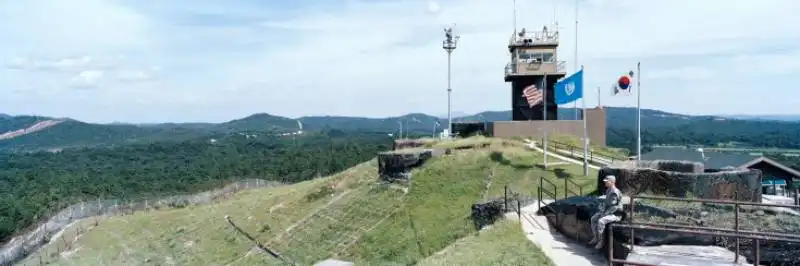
[505,61,567,76]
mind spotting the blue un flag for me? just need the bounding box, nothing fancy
[554,68,584,105]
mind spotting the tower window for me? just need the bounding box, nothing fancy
[517,51,555,63]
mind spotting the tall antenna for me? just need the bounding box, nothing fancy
[513,0,517,34]
[553,0,558,26]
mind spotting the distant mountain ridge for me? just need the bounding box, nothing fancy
[718,114,800,122]
[2,107,800,151]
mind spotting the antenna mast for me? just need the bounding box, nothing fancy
[513,0,517,33]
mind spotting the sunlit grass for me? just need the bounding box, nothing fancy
[30,137,596,266]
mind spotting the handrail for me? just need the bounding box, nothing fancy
[565,178,583,196]
[609,222,800,266]
[547,140,627,163]
[609,194,800,266]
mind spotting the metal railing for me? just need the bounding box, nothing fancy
[504,61,567,77]
[607,194,800,266]
[545,140,628,165]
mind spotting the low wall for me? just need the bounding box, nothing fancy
[488,108,606,146]
[598,160,762,202]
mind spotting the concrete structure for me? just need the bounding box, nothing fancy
[452,107,606,146]
[643,147,800,198]
[447,25,607,145]
[505,26,566,121]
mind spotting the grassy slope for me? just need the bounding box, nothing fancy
[25,137,596,266]
[417,220,554,266]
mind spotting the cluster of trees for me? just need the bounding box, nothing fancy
[0,130,392,243]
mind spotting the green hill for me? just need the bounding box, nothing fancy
[21,137,590,265]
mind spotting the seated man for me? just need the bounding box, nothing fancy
[588,175,624,250]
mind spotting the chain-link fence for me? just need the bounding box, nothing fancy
[0,179,280,266]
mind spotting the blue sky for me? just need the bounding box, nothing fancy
[1,0,799,123]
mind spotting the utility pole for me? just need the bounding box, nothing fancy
[443,26,460,138]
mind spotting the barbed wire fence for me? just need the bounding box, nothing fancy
[0,178,280,266]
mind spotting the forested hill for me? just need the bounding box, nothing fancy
[0,130,392,243]
[4,107,800,151]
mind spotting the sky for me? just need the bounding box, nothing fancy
[1,0,799,123]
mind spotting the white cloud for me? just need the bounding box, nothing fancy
[0,0,799,123]
[69,70,104,88]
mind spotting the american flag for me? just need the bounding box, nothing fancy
[522,84,543,107]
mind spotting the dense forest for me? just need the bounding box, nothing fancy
[0,130,392,243]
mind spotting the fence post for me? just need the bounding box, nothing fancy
[504,185,508,213]
[734,192,740,263]
[629,195,636,251]
[754,238,760,265]
[517,199,521,221]
[564,177,568,198]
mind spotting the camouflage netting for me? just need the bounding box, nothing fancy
[377,149,438,183]
[471,199,505,230]
[598,160,762,202]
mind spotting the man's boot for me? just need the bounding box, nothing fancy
[587,238,597,245]
[594,240,604,250]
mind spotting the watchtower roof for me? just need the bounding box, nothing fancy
[509,26,559,48]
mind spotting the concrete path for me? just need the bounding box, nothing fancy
[511,200,607,266]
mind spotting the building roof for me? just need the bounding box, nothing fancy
[641,147,760,169]
[642,147,800,179]
[741,156,800,178]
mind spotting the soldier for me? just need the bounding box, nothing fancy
[588,175,624,250]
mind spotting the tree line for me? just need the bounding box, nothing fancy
[0,130,392,243]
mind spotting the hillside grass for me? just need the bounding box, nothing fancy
[25,137,596,266]
[417,220,554,266]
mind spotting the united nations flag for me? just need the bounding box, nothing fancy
[554,68,584,105]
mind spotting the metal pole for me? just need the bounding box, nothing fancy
[636,62,642,162]
[447,50,452,138]
[597,86,601,108]
[630,195,636,251]
[581,66,589,176]
[513,0,517,34]
[734,201,740,263]
[573,0,579,120]
[543,73,549,168]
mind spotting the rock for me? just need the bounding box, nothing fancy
[598,165,763,202]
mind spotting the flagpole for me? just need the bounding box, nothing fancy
[597,86,601,108]
[580,66,588,176]
[573,0,579,120]
[543,73,549,168]
[636,62,642,164]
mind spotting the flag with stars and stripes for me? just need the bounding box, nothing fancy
[522,84,543,107]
